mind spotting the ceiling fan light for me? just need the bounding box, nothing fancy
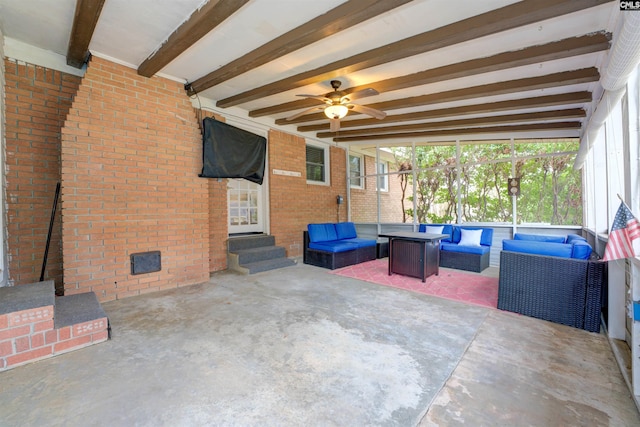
[324,104,348,119]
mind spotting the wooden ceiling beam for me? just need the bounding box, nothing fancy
[294,92,592,131]
[138,0,250,78]
[252,33,609,118]
[368,68,599,111]
[186,0,412,93]
[332,122,582,142]
[316,109,585,138]
[277,68,599,125]
[217,0,610,108]
[66,0,106,68]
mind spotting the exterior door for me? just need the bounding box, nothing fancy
[228,179,263,234]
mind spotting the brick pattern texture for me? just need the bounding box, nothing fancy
[3,59,81,293]
[200,110,228,273]
[0,306,108,371]
[268,130,347,257]
[350,155,409,223]
[59,57,210,301]
[2,55,399,302]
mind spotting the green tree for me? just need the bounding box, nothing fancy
[393,140,582,225]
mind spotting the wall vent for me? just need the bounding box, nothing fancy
[130,251,161,275]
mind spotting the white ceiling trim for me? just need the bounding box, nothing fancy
[3,37,84,76]
[575,11,640,169]
[89,50,187,84]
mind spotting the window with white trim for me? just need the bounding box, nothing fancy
[349,154,363,188]
[306,143,329,184]
[377,161,388,192]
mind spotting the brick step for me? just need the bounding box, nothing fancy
[0,280,109,372]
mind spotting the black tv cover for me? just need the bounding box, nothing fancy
[200,117,266,185]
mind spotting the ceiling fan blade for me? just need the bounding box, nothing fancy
[349,104,386,120]
[329,118,341,132]
[342,87,378,102]
[296,94,331,103]
[285,106,325,121]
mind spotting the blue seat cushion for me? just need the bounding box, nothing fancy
[341,238,376,248]
[335,222,358,240]
[571,240,592,259]
[513,233,566,243]
[309,240,360,253]
[503,240,572,258]
[419,223,453,242]
[440,242,489,255]
[307,223,338,243]
[452,226,493,246]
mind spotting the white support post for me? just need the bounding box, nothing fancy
[412,142,417,231]
[455,140,461,223]
[626,66,640,400]
[376,144,381,227]
[631,260,640,400]
[511,138,517,235]
[608,261,627,340]
[345,148,350,223]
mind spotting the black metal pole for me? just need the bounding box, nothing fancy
[40,182,61,282]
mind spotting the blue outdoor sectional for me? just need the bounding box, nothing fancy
[419,224,493,272]
[303,222,377,270]
[498,233,606,332]
[501,232,593,260]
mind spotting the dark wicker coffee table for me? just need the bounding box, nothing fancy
[378,232,447,282]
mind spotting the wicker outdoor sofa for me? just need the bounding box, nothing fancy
[497,250,606,332]
[419,223,493,272]
[303,222,377,270]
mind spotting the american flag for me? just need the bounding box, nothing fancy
[603,201,640,261]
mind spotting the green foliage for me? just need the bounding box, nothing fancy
[392,140,582,225]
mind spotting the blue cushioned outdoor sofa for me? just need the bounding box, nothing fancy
[498,233,606,332]
[303,222,377,270]
[419,224,493,272]
[502,233,593,259]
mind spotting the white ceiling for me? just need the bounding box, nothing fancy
[0,0,625,146]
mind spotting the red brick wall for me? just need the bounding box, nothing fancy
[268,130,346,256]
[200,111,227,273]
[350,154,409,223]
[59,57,209,301]
[3,59,81,293]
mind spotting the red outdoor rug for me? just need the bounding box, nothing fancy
[331,258,498,309]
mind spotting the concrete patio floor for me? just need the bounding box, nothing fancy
[1,262,639,426]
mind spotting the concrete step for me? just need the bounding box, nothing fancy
[237,257,297,274]
[54,292,108,330]
[233,246,286,264]
[227,234,295,275]
[228,234,275,252]
[0,280,55,316]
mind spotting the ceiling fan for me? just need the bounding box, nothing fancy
[286,80,386,132]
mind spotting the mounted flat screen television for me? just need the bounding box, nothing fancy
[200,117,266,185]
